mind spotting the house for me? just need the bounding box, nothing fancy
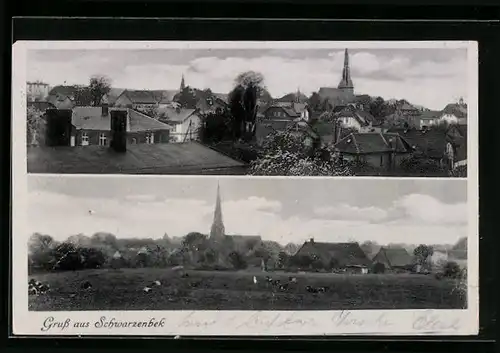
[47,93,75,109]
[27,81,50,102]
[371,247,415,272]
[158,107,201,143]
[28,110,247,175]
[276,90,308,104]
[417,110,441,129]
[263,102,310,122]
[255,119,319,146]
[329,104,381,133]
[333,132,413,170]
[439,98,467,125]
[293,239,372,274]
[71,106,171,146]
[387,126,466,170]
[399,101,421,116]
[114,90,160,110]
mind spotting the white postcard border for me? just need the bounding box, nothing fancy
[11,40,479,336]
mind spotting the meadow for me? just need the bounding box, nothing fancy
[28,268,467,311]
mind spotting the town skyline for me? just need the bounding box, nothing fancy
[28,176,467,245]
[27,47,468,110]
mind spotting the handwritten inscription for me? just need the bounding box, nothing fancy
[412,311,461,331]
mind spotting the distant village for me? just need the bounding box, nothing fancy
[26,49,467,177]
[29,184,468,279]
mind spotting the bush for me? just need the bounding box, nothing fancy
[443,261,461,278]
[80,247,106,269]
[228,251,247,270]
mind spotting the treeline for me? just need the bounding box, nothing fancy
[27,232,299,274]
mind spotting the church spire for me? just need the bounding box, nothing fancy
[210,182,225,240]
[337,48,354,90]
[180,74,186,91]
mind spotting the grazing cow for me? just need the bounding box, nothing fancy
[289,277,297,283]
[38,284,50,293]
[153,280,161,286]
[29,286,38,295]
[279,283,289,291]
[253,276,257,284]
[29,279,36,286]
[143,286,152,293]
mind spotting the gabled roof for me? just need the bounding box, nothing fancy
[27,142,247,174]
[119,90,159,104]
[334,132,413,154]
[400,102,419,111]
[442,103,467,119]
[418,110,441,120]
[373,247,414,268]
[277,92,308,104]
[158,107,197,123]
[386,128,447,159]
[72,107,171,132]
[48,85,80,98]
[334,105,377,126]
[298,241,372,267]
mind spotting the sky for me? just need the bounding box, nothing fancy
[28,176,468,246]
[27,47,468,110]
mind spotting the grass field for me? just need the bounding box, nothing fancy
[28,268,467,311]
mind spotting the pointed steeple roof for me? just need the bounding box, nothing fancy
[210,182,225,239]
[338,49,354,90]
[180,74,186,91]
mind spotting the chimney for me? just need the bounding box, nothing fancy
[102,103,109,117]
[45,109,73,147]
[110,110,128,153]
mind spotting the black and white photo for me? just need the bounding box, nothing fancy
[12,41,478,336]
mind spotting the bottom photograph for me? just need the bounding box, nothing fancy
[26,175,468,312]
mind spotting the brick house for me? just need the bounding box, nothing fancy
[71,106,171,146]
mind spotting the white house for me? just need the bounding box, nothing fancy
[27,81,50,102]
[438,99,467,125]
[158,107,201,143]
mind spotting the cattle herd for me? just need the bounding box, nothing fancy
[28,272,334,299]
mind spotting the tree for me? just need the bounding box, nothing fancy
[88,75,112,106]
[229,71,265,142]
[308,92,322,112]
[452,237,467,251]
[442,261,461,278]
[248,127,353,176]
[400,153,448,176]
[198,107,234,143]
[413,244,434,265]
[175,86,197,109]
[28,233,58,271]
[276,251,289,269]
[368,96,386,118]
[182,232,208,251]
[228,251,247,270]
[26,106,46,146]
[80,247,106,269]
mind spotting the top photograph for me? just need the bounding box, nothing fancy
[19,41,475,177]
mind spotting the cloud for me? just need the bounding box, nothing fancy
[313,193,467,226]
[28,190,467,246]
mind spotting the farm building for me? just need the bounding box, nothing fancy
[293,238,372,274]
[371,247,415,273]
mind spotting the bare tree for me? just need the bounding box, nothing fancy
[89,75,112,106]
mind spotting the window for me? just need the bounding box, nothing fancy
[131,138,137,144]
[98,133,107,146]
[81,132,89,146]
[146,132,154,144]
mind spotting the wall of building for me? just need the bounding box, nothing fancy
[264,107,295,121]
[169,115,201,143]
[73,129,170,146]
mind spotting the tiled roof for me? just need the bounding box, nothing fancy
[373,247,414,268]
[418,110,441,120]
[334,132,412,154]
[158,107,197,123]
[300,242,372,267]
[72,107,170,132]
[386,128,447,159]
[277,92,308,103]
[27,142,247,174]
[442,103,467,119]
[121,90,159,104]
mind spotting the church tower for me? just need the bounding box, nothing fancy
[180,74,186,92]
[209,182,225,241]
[337,49,354,96]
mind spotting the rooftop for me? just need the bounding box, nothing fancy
[27,142,247,175]
[334,132,413,154]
